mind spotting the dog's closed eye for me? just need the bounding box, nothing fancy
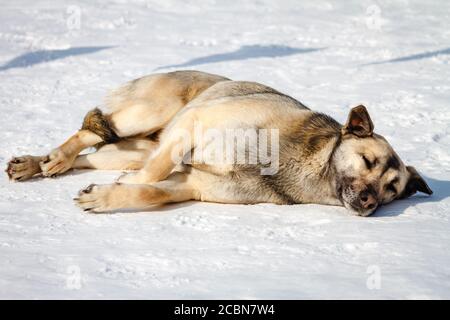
[362,155,375,170]
[386,178,399,195]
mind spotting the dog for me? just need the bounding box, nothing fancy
[5,70,432,216]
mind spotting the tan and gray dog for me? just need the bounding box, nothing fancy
[6,70,432,216]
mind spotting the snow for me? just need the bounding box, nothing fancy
[1,0,450,299]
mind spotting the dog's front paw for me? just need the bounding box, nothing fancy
[74,183,118,213]
[40,149,74,177]
[6,155,46,181]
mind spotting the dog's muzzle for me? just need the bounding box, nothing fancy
[339,181,379,216]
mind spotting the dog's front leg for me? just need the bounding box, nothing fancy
[117,109,196,185]
[75,172,198,213]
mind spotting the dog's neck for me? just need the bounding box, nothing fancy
[279,112,343,205]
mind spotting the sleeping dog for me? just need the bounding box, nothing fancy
[6,70,432,216]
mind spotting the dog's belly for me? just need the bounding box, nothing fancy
[182,162,290,204]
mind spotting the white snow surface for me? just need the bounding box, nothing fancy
[1,0,450,299]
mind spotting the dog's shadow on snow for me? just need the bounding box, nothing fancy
[373,176,450,217]
[0,46,115,72]
[362,47,450,66]
[154,44,325,70]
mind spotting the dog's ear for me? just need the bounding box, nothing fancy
[400,166,433,198]
[342,105,374,137]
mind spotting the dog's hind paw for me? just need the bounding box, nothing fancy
[6,155,46,182]
[40,149,74,178]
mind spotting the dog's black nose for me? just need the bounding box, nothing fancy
[359,190,377,210]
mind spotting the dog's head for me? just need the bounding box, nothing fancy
[332,105,432,216]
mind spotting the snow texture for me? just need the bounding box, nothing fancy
[0,0,450,299]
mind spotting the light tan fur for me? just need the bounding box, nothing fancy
[6,70,432,216]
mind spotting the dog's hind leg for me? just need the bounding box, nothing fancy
[72,150,146,171]
[72,138,159,170]
[71,138,159,170]
[39,108,114,177]
[6,129,103,181]
[6,108,112,181]
[6,155,49,182]
[7,72,227,181]
[7,137,157,181]
[6,104,166,181]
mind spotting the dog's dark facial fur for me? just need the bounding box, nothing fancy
[332,105,432,216]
